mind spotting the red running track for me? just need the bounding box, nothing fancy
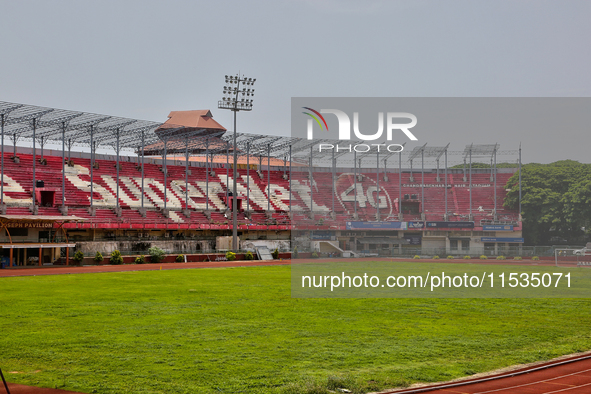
[384,353,591,394]
[1,382,83,394]
[0,257,571,278]
[0,260,291,277]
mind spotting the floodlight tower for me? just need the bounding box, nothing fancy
[219,74,255,252]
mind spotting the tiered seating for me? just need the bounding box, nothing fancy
[0,152,518,229]
[450,173,515,223]
[6,206,31,215]
[290,169,517,225]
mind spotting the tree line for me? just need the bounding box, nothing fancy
[504,160,591,246]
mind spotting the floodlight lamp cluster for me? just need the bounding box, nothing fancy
[225,75,255,85]
[220,74,255,110]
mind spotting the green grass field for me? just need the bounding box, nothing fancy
[1,264,591,394]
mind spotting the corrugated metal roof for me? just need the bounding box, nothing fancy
[0,243,77,248]
[0,215,87,221]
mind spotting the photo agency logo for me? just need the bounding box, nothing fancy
[302,107,418,153]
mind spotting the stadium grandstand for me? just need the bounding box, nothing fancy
[0,101,522,267]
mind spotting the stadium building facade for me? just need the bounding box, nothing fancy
[0,102,522,266]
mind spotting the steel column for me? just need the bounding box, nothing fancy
[163,139,167,210]
[519,143,522,219]
[32,118,37,211]
[116,128,120,211]
[62,122,66,208]
[205,139,209,211]
[185,136,189,211]
[267,144,271,213]
[1,114,4,206]
[376,148,380,221]
[469,147,472,219]
[309,145,313,214]
[494,147,497,220]
[141,130,145,210]
[289,144,292,215]
[90,125,94,212]
[436,158,440,181]
[444,149,448,220]
[399,149,402,219]
[232,108,238,251]
[226,144,229,211]
[332,149,335,214]
[421,148,424,217]
[354,149,357,217]
[246,142,250,212]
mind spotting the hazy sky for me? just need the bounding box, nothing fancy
[1,0,590,163]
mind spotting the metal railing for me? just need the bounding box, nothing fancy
[294,245,586,259]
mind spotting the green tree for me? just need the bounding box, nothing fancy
[563,179,591,234]
[504,160,591,245]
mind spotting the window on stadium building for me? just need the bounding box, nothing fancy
[461,239,470,251]
[450,240,458,251]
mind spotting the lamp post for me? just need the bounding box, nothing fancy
[219,73,255,252]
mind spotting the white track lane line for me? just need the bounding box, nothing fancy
[472,368,591,394]
[542,381,591,393]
